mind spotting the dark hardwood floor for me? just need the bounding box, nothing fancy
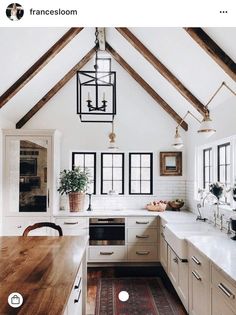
[87,266,188,315]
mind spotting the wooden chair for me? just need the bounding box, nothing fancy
[23,222,63,236]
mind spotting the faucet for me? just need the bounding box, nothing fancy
[196,203,207,222]
[202,192,220,218]
[220,214,224,231]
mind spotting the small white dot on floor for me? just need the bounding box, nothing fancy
[118,291,129,302]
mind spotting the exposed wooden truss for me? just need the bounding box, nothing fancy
[185,28,236,82]
[106,43,188,131]
[116,27,206,115]
[0,27,83,109]
[16,47,96,129]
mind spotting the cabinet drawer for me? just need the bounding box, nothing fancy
[3,217,51,236]
[55,218,88,236]
[127,228,157,243]
[67,264,83,315]
[127,217,157,227]
[189,245,210,279]
[127,245,158,261]
[89,246,127,261]
[212,265,236,310]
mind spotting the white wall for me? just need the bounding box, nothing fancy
[0,115,15,234]
[185,95,236,218]
[19,58,187,209]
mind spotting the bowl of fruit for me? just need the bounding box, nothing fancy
[168,199,184,211]
[146,200,168,212]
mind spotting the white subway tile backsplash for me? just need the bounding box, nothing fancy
[60,179,187,211]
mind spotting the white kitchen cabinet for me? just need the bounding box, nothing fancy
[64,251,87,315]
[55,217,88,236]
[3,130,60,217]
[211,287,235,315]
[188,245,210,315]
[89,246,127,261]
[2,130,60,235]
[211,265,236,315]
[3,216,52,236]
[160,224,168,271]
[127,216,159,262]
[167,246,188,311]
[127,227,158,243]
[168,246,179,287]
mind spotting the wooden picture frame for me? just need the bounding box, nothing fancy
[160,152,182,176]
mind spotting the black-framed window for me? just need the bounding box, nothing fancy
[129,153,153,195]
[72,152,96,194]
[101,153,124,194]
[218,143,231,203]
[203,148,212,190]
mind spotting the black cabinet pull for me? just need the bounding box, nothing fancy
[74,289,82,303]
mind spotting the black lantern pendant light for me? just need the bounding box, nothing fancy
[77,28,116,123]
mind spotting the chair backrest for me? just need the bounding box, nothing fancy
[23,222,63,236]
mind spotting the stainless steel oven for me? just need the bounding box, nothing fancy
[89,218,125,245]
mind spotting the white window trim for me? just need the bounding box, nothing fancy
[195,135,236,211]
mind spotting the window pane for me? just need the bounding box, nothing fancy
[74,155,84,167]
[204,150,209,166]
[113,155,123,167]
[131,181,140,194]
[141,168,150,180]
[113,168,122,180]
[141,181,151,194]
[131,155,140,167]
[85,155,94,167]
[226,165,230,182]
[219,166,225,183]
[226,145,230,164]
[103,154,112,167]
[87,182,94,194]
[141,155,150,167]
[131,168,140,180]
[103,168,112,180]
[103,181,112,194]
[113,181,123,194]
[219,146,225,164]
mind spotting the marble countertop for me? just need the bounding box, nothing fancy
[54,209,196,221]
[187,234,236,284]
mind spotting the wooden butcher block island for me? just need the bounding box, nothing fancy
[0,236,88,315]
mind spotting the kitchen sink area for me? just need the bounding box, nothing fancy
[164,221,225,260]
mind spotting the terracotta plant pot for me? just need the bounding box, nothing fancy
[68,192,85,212]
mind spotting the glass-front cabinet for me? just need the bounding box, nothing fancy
[3,130,60,219]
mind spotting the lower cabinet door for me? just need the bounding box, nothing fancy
[160,233,168,271]
[189,268,209,315]
[89,246,127,261]
[211,287,236,315]
[178,260,188,312]
[168,247,179,289]
[66,265,83,315]
[127,245,158,261]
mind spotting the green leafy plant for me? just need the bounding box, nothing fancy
[58,167,90,195]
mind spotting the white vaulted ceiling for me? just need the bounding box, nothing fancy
[0,27,235,127]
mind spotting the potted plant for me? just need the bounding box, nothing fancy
[58,167,90,212]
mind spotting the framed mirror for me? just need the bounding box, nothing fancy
[160,152,182,176]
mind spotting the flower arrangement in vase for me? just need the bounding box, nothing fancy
[209,182,224,200]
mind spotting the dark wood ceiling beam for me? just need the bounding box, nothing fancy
[185,28,236,82]
[16,47,96,129]
[106,43,188,131]
[0,27,83,109]
[116,27,206,115]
